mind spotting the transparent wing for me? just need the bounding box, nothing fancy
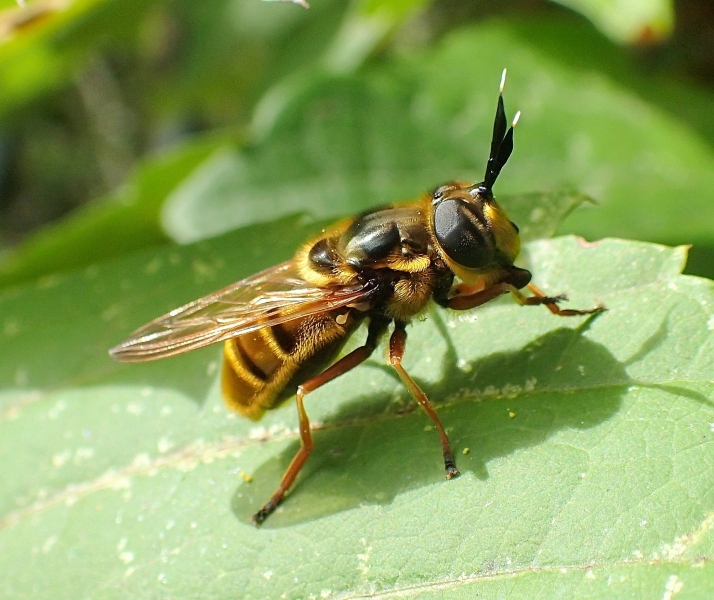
[109,261,375,362]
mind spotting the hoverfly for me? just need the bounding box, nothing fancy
[110,70,602,525]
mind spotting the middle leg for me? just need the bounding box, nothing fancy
[389,321,459,479]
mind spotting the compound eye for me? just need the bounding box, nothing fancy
[433,199,494,269]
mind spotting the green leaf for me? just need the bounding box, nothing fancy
[161,74,472,244]
[0,135,226,289]
[549,0,674,43]
[1,200,713,597]
[7,17,714,290]
[164,22,714,250]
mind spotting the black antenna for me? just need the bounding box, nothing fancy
[482,69,520,194]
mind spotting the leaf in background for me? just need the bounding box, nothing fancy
[161,74,477,243]
[407,22,714,248]
[0,135,226,289]
[0,0,164,117]
[261,0,309,8]
[549,0,674,43]
[1,190,713,597]
[164,21,714,252]
[321,0,434,74]
[506,17,714,148]
[6,14,714,290]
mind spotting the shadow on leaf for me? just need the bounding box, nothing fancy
[232,323,628,528]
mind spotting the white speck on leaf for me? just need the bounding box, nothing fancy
[660,537,688,560]
[192,258,216,280]
[4,319,20,337]
[530,207,545,222]
[74,447,95,463]
[585,569,595,580]
[52,450,71,468]
[157,437,173,453]
[144,257,163,274]
[101,304,121,322]
[127,402,143,415]
[502,383,522,398]
[263,571,273,580]
[119,552,134,565]
[707,315,714,331]
[117,537,128,552]
[357,546,372,574]
[131,453,151,469]
[42,536,57,553]
[663,575,683,600]
[249,426,268,440]
[14,366,28,387]
[48,400,67,420]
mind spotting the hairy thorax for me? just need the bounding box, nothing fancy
[295,203,442,321]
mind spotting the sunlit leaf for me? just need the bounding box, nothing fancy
[550,0,674,43]
[1,197,713,597]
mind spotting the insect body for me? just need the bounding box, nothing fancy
[110,71,602,525]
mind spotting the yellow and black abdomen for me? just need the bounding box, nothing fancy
[221,311,359,421]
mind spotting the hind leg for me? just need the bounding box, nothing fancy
[251,318,389,525]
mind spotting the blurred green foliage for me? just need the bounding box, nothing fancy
[0,0,712,289]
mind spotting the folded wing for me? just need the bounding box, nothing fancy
[109,261,374,362]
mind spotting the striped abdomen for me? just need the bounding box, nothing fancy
[221,311,359,421]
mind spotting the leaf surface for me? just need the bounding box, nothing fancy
[1,209,713,598]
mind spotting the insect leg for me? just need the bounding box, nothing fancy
[444,281,604,317]
[388,321,459,479]
[251,317,390,525]
[444,282,511,310]
[513,283,605,316]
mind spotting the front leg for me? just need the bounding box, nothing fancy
[443,280,604,316]
[516,283,605,317]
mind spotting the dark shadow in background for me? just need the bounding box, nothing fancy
[684,245,714,282]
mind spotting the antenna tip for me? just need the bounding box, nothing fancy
[499,68,507,93]
[512,110,521,127]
